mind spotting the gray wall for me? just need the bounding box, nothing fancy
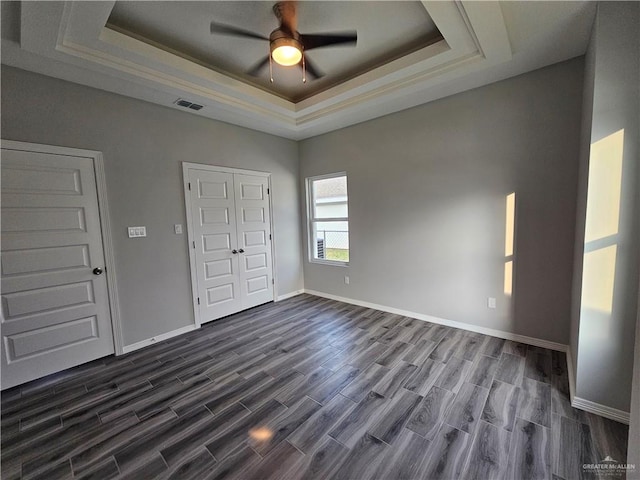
[570,10,596,396]
[572,1,639,415]
[1,66,304,347]
[300,58,584,345]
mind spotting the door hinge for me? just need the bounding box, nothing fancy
[269,234,272,240]
[188,182,191,190]
[197,297,200,305]
[267,188,270,195]
[192,241,196,248]
[272,278,274,285]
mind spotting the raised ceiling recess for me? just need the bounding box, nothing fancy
[107,1,442,103]
[3,1,595,139]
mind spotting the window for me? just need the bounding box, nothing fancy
[307,173,349,264]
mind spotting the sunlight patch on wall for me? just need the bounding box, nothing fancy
[584,130,624,242]
[504,192,515,296]
[582,245,617,313]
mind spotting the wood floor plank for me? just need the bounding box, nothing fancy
[429,332,464,363]
[552,415,597,480]
[202,444,261,480]
[481,336,506,358]
[306,365,360,405]
[369,389,422,445]
[466,355,499,388]
[494,352,525,385]
[252,397,322,456]
[481,379,520,432]
[159,403,251,467]
[328,391,387,448]
[444,383,489,434]
[376,342,412,368]
[340,363,389,403]
[246,440,303,480]
[159,448,217,480]
[434,356,473,394]
[421,424,471,480]
[518,378,552,428]
[281,437,349,480]
[461,421,511,480]
[287,394,356,454]
[524,347,553,384]
[329,433,387,480]
[205,399,287,462]
[372,361,417,398]
[403,358,445,395]
[406,386,455,440]
[508,417,552,480]
[373,429,431,480]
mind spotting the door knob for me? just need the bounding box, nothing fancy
[232,249,238,254]
[93,267,103,275]
[238,249,245,253]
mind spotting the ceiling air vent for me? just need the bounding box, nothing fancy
[174,99,204,111]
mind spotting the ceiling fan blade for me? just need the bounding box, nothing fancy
[301,32,357,51]
[210,21,269,41]
[300,55,324,79]
[247,56,271,77]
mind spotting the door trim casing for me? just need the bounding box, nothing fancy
[182,162,276,327]
[1,139,125,355]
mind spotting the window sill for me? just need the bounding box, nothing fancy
[309,259,349,267]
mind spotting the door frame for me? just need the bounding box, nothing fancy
[182,162,277,327]
[1,140,125,355]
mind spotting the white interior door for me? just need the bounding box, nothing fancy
[234,174,274,309]
[1,147,115,389]
[188,169,242,322]
[185,166,274,324]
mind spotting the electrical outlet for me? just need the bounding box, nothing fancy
[487,297,496,309]
[344,276,350,285]
[174,224,183,234]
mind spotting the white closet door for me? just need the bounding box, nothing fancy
[188,169,242,323]
[1,148,115,389]
[234,174,274,309]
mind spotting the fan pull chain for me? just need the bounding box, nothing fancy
[269,54,274,83]
[302,54,306,83]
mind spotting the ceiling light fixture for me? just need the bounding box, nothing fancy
[269,29,306,82]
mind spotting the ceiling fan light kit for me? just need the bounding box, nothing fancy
[209,1,357,85]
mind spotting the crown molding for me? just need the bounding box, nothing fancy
[9,1,512,139]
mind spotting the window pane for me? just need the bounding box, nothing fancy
[313,220,349,262]
[313,176,348,219]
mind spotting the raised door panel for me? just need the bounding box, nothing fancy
[1,148,115,389]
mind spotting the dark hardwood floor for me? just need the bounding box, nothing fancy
[1,294,629,479]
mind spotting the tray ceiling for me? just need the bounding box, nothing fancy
[107,1,442,102]
[2,1,595,140]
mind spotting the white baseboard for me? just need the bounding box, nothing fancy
[276,290,304,301]
[121,324,198,354]
[572,396,630,425]
[566,346,576,403]
[304,289,568,352]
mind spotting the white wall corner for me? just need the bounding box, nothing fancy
[276,290,305,302]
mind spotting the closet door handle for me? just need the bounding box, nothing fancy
[238,249,245,253]
[232,249,238,254]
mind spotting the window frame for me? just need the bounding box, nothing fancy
[306,172,349,267]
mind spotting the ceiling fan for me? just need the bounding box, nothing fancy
[209,1,357,82]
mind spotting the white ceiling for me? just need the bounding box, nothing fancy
[1,1,595,140]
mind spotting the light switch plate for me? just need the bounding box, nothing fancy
[128,226,147,238]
